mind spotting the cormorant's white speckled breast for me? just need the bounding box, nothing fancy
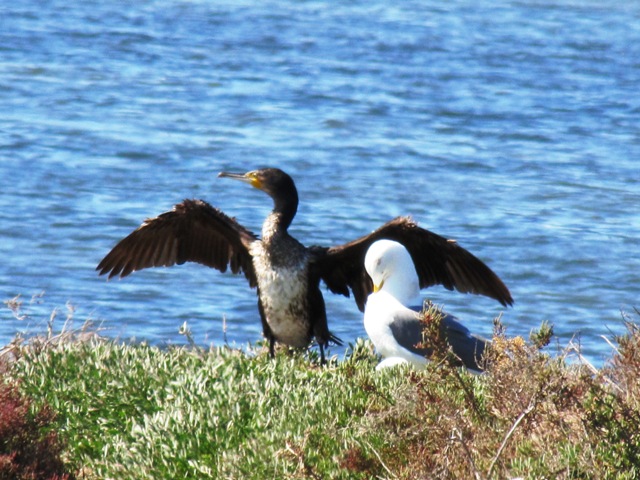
[250,239,311,348]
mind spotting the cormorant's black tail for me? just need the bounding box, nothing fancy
[328,332,343,347]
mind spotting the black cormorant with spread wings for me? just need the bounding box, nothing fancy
[97,168,513,362]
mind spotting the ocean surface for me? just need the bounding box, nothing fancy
[1,0,639,366]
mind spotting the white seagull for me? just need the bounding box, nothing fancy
[364,239,489,371]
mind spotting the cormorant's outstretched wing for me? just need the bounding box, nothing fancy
[310,217,513,311]
[97,199,258,286]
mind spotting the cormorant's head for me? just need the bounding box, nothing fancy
[218,168,297,200]
[219,168,299,229]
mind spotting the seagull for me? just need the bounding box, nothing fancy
[364,239,491,371]
[97,168,511,362]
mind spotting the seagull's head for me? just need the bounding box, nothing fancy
[365,239,420,306]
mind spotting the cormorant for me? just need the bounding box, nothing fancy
[97,168,512,362]
[364,239,487,371]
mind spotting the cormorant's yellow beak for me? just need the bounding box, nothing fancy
[219,171,263,190]
[373,280,384,293]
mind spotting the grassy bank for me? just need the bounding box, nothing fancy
[1,314,640,479]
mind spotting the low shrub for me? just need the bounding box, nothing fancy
[0,382,73,480]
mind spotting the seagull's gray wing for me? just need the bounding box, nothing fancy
[440,313,487,371]
[389,308,487,370]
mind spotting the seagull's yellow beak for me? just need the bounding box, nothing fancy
[373,279,384,293]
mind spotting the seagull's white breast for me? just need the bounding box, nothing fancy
[364,291,427,368]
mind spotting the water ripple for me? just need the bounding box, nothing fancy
[1,0,639,365]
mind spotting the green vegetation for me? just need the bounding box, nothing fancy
[1,307,640,479]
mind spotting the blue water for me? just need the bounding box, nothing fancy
[1,0,639,366]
